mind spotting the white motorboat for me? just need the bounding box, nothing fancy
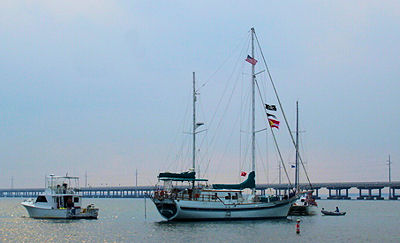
[152,28,298,221]
[21,175,99,219]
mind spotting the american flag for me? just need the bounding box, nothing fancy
[245,55,258,65]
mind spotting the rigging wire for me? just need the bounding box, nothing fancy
[200,37,250,180]
[254,31,313,188]
[265,129,269,184]
[254,78,292,187]
[197,34,250,92]
[164,91,191,172]
[255,134,269,185]
[238,83,252,180]
[164,33,249,177]
[202,66,243,182]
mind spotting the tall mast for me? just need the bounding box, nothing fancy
[295,101,299,191]
[251,28,256,194]
[192,72,196,176]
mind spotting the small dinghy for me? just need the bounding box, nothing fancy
[321,210,346,216]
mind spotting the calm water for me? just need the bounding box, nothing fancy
[1,198,399,242]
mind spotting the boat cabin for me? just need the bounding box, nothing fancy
[34,175,83,210]
[154,171,284,204]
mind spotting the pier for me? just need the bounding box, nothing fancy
[1,181,400,200]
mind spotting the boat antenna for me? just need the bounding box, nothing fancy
[251,27,256,195]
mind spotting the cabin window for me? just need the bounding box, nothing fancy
[212,193,217,200]
[36,196,47,203]
[225,193,231,200]
[74,197,79,203]
[232,193,238,200]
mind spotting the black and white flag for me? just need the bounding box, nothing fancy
[265,104,277,111]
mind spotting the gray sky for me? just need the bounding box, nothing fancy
[1,1,399,188]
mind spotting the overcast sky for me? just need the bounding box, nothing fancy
[1,1,399,188]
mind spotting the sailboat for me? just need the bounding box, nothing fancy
[151,28,298,221]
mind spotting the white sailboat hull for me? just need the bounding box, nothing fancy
[153,198,294,221]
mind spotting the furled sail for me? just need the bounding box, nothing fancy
[212,171,255,190]
[158,171,195,179]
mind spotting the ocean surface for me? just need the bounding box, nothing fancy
[1,197,399,242]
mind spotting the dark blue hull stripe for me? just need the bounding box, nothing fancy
[180,202,290,212]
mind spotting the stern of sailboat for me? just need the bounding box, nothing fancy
[152,198,178,220]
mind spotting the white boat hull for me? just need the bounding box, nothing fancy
[153,198,294,221]
[21,202,98,219]
[306,205,319,215]
[289,204,319,216]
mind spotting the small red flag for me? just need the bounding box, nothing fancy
[240,171,247,177]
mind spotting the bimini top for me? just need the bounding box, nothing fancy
[158,171,208,182]
[212,171,255,190]
[45,175,80,192]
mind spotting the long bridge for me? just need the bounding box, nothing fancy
[258,181,400,200]
[1,181,400,200]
